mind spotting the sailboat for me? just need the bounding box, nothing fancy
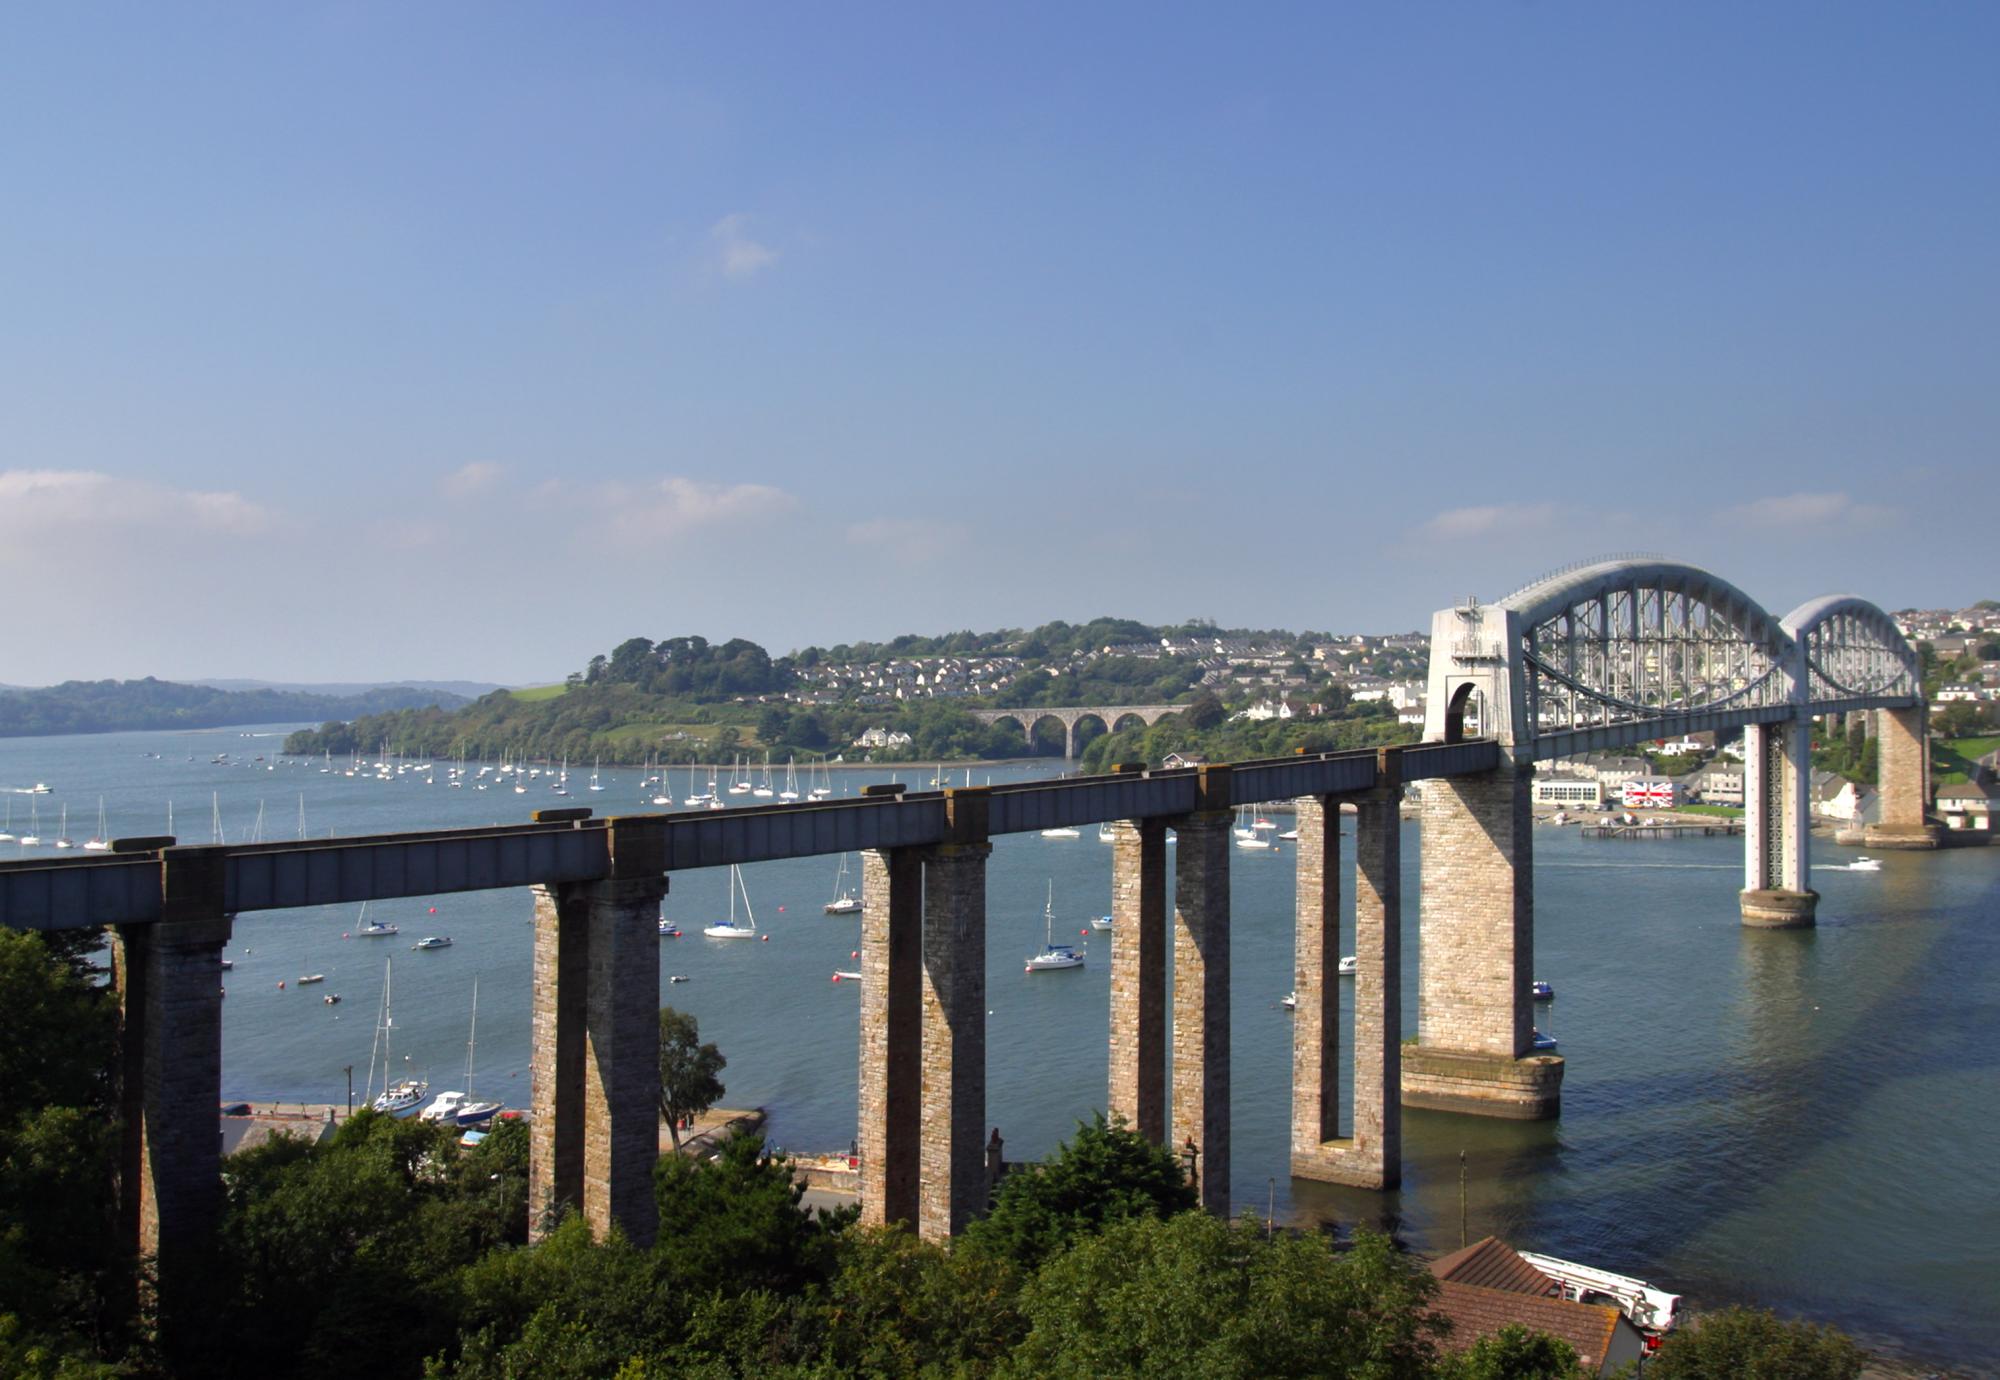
[18,801,41,848]
[422,977,503,1125]
[1025,881,1085,971]
[1233,802,1272,850]
[703,864,759,938]
[650,754,675,807]
[367,958,428,1117]
[354,901,400,938]
[779,757,800,802]
[728,754,752,795]
[588,757,604,792]
[824,854,861,914]
[83,797,111,851]
[52,804,74,850]
[0,798,14,844]
[808,758,833,800]
[753,754,775,799]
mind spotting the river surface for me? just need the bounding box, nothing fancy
[4,726,1995,1371]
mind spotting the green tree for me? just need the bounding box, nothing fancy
[812,1225,1023,1376]
[657,1008,726,1150]
[964,1114,1195,1270]
[1641,1306,1865,1380]
[653,1132,848,1297]
[1184,692,1225,730]
[1000,1217,1442,1380]
[1435,1323,1587,1379]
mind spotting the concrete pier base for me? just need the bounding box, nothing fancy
[1400,1047,1564,1120]
[857,847,922,1229]
[1861,824,1941,851]
[1172,800,1231,1217]
[1739,887,1819,927]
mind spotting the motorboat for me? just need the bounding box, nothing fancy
[658,920,682,937]
[1280,991,1297,1010]
[1089,914,1113,931]
[669,973,691,983]
[1529,1028,1559,1051]
[1098,823,1115,843]
[413,936,452,950]
[299,972,325,985]
[323,993,341,1005]
[831,969,862,983]
[219,958,234,971]
[1338,955,1357,975]
[1848,856,1882,871]
[1039,826,1080,840]
[1025,880,1085,971]
[1531,980,1555,1001]
[420,1089,470,1123]
[373,1078,428,1118]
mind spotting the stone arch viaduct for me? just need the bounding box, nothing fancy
[0,557,1940,1342]
[968,703,1184,758]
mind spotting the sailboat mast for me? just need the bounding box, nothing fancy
[465,976,479,1097]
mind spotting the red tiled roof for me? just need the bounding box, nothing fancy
[1429,1235,1561,1296]
[1431,1281,1623,1373]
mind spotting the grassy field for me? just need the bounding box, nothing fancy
[1678,803,1745,818]
[1934,734,2000,785]
[508,683,569,702]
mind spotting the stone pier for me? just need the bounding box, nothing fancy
[1171,772,1232,1214]
[1107,817,1168,1143]
[1741,720,1818,926]
[1406,764,1563,1119]
[918,788,991,1240]
[1865,704,1941,850]
[857,846,922,1228]
[1292,781,1403,1187]
[114,846,233,1327]
[530,873,666,1246]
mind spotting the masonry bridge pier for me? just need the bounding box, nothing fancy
[0,558,1938,1327]
[1410,559,1934,1116]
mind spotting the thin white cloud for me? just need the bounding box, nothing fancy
[591,475,798,543]
[711,213,778,280]
[1718,491,1897,530]
[0,470,272,559]
[440,462,503,498]
[845,517,974,565]
[1418,503,1558,540]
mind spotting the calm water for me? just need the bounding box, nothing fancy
[4,727,1996,1370]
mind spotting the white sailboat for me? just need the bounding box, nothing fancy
[824,853,861,914]
[703,864,759,938]
[84,797,111,851]
[423,977,503,1126]
[779,757,800,802]
[1233,802,1272,850]
[729,754,752,795]
[808,758,833,800]
[52,804,74,850]
[18,801,41,848]
[0,798,15,844]
[588,757,604,792]
[1026,881,1085,971]
[367,958,427,1117]
[753,754,775,798]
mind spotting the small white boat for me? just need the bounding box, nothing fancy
[669,973,691,983]
[1848,856,1882,871]
[374,1079,428,1118]
[299,972,325,985]
[219,958,234,971]
[84,797,111,851]
[323,993,341,1005]
[1278,827,1299,841]
[1531,980,1554,1001]
[825,853,862,914]
[1039,826,1080,840]
[703,864,758,938]
[1338,954,1357,975]
[1026,881,1085,971]
[413,936,452,950]
[832,969,862,983]
[1529,1028,1558,1051]
[1089,914,1112,931]
[1097,823,1115,843]
[1281,991,1297,1010]
[658,920,681,937]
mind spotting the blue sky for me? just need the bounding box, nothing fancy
[2,4,1993,684]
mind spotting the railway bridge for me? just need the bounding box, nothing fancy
[0,556,1937,1337]
[967,703,1184,759]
